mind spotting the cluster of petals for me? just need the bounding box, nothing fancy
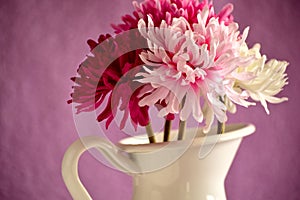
[136,5,254,131]
[68,32,150,129]
[113,0,234,33]
[70,0,236,130]
[69,0,289,132]
[232,44,289,114]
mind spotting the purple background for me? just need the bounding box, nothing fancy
[0,0,299,199]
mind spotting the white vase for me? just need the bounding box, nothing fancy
[62,123,255,200]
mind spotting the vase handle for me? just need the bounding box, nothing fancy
[62,136,139,200]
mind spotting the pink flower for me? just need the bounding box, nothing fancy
[136,5,253,131]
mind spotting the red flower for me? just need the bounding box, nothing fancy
[68,32,150,129]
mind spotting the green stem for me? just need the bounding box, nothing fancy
[178,95,187,140]
[163,119,172,142]
[146,123,156,143]
[217,96,226,134]
[178,120,186,140]
[217,120,225,134]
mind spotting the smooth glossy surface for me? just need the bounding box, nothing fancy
[62,124,255,200]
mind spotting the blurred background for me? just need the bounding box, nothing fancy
[0,0,299,199]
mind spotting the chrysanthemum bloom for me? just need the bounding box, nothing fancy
[69,0,288,132]
[68,32,150,129]
[232,43,289,114]
[136,5,254,132]
[113,0,234,33]
[72,0,226,129]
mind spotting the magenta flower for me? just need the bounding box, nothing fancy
[68,32,150,129]
[112,0,234,33]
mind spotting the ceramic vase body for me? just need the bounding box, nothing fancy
[128,128,245,200]
[62,124,255,200]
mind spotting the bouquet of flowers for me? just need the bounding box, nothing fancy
[68,0,288,143]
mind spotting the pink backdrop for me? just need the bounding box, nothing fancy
[1,0,299,199]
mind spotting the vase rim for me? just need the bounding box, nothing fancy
[117,123,255,153]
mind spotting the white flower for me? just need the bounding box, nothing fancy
[234,44,289,114]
